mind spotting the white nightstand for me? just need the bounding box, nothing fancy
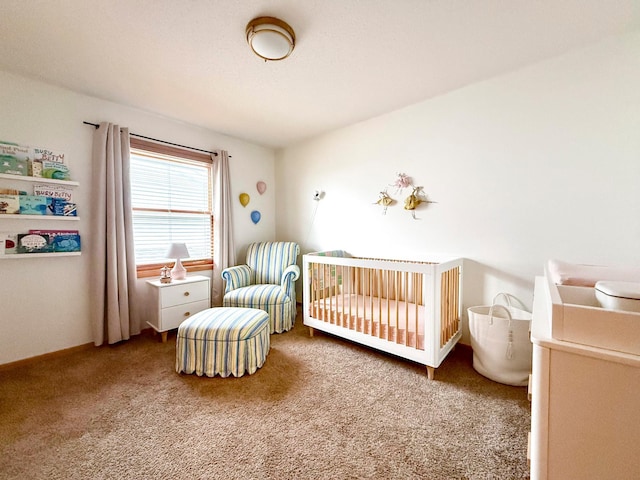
[146,275,211,342]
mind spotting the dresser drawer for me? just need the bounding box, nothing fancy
[160,299,210,331]
[161,280,209,308]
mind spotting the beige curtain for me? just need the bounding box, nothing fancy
[89,123,140,345]
[211,149,236,306]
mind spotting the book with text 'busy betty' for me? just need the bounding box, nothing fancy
[33,183,73,202]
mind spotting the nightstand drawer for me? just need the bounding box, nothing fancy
[161,299,211,331]
[161,280,209,308]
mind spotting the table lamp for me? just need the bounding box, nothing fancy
[167,242,190,280]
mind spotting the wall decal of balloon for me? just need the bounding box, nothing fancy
[256,181,267,195]
[250,210,261,224]
[239,193,250,207]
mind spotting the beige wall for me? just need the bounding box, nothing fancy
[0,71,276,364]
[275,31,640,342]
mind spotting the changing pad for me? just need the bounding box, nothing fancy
[547,259,640,287]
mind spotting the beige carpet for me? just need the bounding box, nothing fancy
[0,315,531,480]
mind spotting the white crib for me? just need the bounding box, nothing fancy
[303,250,463,379]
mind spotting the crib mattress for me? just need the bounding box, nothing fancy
[311,294,425,350]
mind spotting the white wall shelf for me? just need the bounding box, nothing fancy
[1,172,81,256]
[0,252,81,259]
[0,173,79,186]
[0,214,79,221]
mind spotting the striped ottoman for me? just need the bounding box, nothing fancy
[176,307,270,378]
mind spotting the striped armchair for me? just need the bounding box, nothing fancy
[221,242,300,333]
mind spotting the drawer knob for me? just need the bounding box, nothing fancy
[184,312,190,317]
[184,291,190,296]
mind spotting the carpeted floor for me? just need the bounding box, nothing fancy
[0,314,531,480]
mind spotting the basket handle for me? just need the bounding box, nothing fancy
[492,292,513,308]
[487,303,513,325]
[488,303,515,360]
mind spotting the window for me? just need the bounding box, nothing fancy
[129,138,213,277]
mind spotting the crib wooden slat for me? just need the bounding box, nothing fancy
[386,269,391,342]
[392,270,397,343]
[442,270,446,346]
[347,266,353,329]
[445,269,450,342]
[404,271,409,346]
[445,269,450,343]
[336,266,344,327]
[322,263,327,323]
[312,262,315,318]
[414,272,419,349]
[356,267,361,332]
[452,268,459,340]
[314,262,319,319]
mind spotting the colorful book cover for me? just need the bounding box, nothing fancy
[0,141,31,161]
[51,234,81,252]
[0,156,29,176]
[41,160,70,180]
[28,230,80,253]
[0,232,18,254]
[0,194,20,214]
[50,198,77,216]
[19,195,51,215]
[0,141,32,175]
[33,183,73,202]
[17,233,51,253]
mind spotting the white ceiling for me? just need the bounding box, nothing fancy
[1,1,639,149]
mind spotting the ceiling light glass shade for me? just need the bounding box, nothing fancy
[246,16,295,61]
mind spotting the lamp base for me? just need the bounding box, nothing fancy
[171,259,187,280]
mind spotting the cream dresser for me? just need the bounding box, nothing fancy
[146,275,210,342]
[529,275,640,479]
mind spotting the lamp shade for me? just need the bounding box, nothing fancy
[167,243,190,280]
[246,16,295,61]
[166,242,190,259]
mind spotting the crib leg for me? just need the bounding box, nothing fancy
[426,366,435,380]
[308,327,314,338]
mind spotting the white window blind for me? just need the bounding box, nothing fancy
[130,150,212,265]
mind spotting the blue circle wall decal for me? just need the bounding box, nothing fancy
[250,210,261,224]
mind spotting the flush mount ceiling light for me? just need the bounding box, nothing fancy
[246,16,296,61]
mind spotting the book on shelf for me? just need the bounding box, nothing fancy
[50,198,77,216]
[0,156,29,176]
[0,194,20,214]
[28,229,80,252]
[0,141,31,160]
[32,148,65,178]
[19,195,52,215]
[32,148,65,164]
[41,160,70,180]
[0,141,70,179]
[0,188,27,195]
[33,183,74,202]
[17,233,51,254]
[0,141,31,176]
[0,232,18,255]
[0,194,77,216]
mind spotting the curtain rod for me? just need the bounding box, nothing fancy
[83,121,229,157]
